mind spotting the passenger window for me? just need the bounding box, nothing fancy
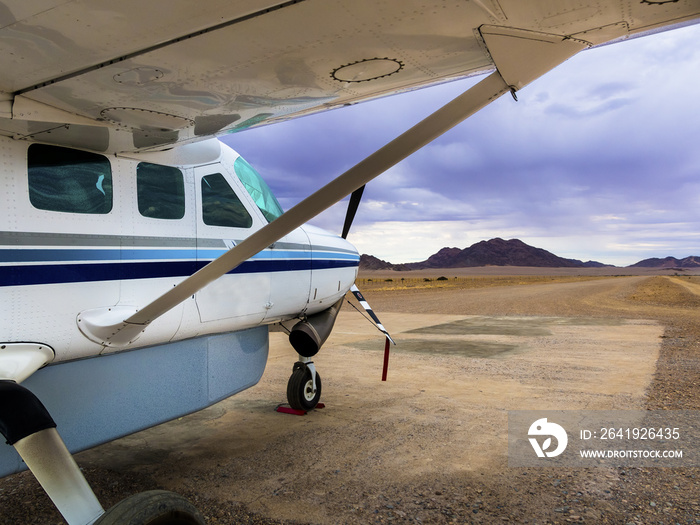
[201,173,253,228]
[28,144,112,214]
[234,156,283,222]
[137,162,185,220]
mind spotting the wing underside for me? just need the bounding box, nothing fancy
[0,0,698,153]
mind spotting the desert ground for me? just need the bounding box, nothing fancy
[1,268,699,524]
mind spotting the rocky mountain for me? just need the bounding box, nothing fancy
[358,254,397,271]
[629,256,700,269]
[359,238,610,270]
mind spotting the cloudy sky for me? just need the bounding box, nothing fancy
[223,22,700,267]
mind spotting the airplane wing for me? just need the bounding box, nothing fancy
[1,0,698,154]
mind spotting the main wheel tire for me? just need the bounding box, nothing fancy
[286,367,322,411]
[94,490,205,525]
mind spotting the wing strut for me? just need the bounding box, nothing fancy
[80,70,510,345]
[81,29,587,346]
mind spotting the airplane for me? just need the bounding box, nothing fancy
[0,1,699,524]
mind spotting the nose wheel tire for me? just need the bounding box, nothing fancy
[287,367,322,411]
[94,490,205,525]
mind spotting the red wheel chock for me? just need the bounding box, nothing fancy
[275,403,325,415]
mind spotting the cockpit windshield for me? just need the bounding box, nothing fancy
[233,156,284,222]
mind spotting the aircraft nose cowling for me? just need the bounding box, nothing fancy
[302,223,360,262]
[300,224,360,314]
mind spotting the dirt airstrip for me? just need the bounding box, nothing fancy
[1,269,699,524]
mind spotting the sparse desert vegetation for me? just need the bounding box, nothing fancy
[356,274,611,292]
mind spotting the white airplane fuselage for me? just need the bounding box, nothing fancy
[0,136,359,360]
[0,136,358,475]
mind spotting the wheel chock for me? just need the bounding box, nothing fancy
[275,403,325,415]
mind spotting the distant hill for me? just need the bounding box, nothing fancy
[629,256,700,269]
[359,238,611,270]
[358,254,396,271]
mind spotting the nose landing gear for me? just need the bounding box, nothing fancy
[286,359,321,411]
[284,299,343,413]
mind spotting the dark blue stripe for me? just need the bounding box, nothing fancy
[0,259,359,287]
[0,248,360,263]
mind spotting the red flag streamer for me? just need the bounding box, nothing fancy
[381,336,391,381]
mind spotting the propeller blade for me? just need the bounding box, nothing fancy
[348,285,394,381]
[349,285,395,345]
[341,184,365,239]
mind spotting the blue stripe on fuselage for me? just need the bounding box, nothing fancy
[0,254,359,287]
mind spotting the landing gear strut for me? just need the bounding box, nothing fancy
[0,381,204,525]
[286,359,321,411]
[0,381,104,525]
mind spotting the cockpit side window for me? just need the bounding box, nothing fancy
[233,156,283,222]
[27,144,112,214]
[137,162,185,220]
[201,173,253,228]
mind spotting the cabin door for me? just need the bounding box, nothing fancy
[193,164,270,325]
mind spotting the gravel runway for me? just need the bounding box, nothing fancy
[1,274,699,524]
